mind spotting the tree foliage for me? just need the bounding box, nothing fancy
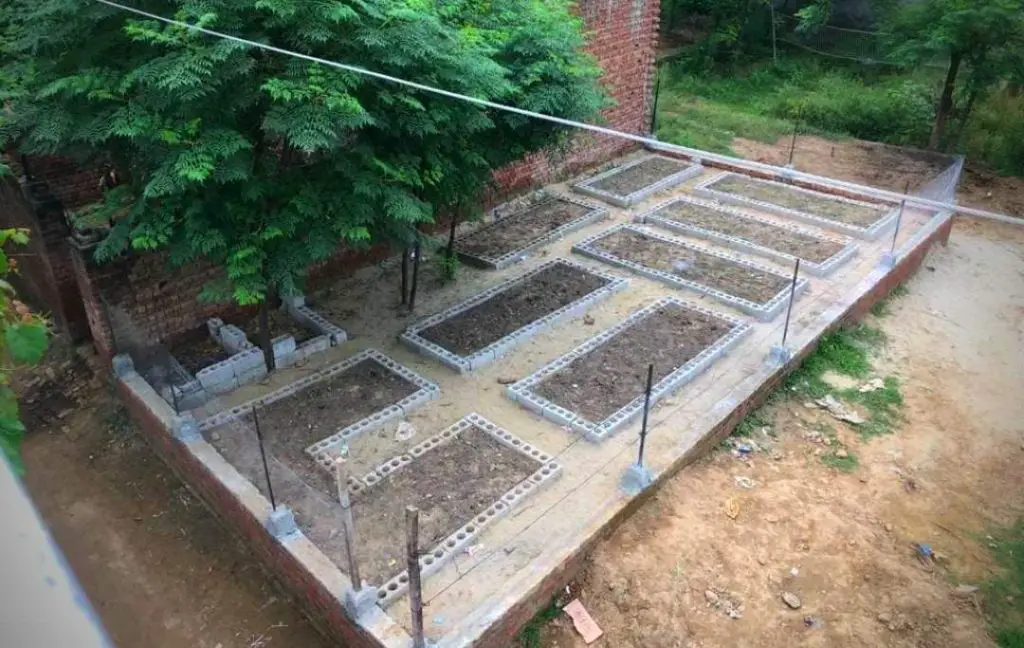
[879,0,1024,149]
[0,226,49,473]
[0,0,605,307]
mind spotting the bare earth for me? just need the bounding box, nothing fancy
[535,218,1024,648]
[15,136,1024,648]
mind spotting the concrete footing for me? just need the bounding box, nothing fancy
[621,464,656,495]
[171,415,201,442]
[767,344,794,365]
[344,585,380,621]
[265,507,300,540]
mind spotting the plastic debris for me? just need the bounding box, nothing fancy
[816,395,866,425]
[734,476,756,489]
[395,421,417,442]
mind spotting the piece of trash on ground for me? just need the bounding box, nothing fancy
[725,497,740,520]
[816,394,866,425]
[563,599,603,644]
[734,475,755,489]
[395,421,417,442]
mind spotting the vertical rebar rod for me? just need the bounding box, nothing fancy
[401,247,410,305]
[170,379,180,414]
[409,239,422,311]
[637,363,654,468]
[406,506,426,648]
[252,406,276,511]
[781,259,801,348]
[787,112,800,167]
[649,61,662,135]
[334,461,362,589]
[889,182,911,258]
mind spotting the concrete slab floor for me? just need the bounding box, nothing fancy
[188,152,948,647]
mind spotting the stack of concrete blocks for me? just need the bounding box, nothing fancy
[279,296,347,368]
[194,318,266,396]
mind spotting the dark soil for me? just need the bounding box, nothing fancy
[593,228,789,304]
[711,175,888,227]
[534,302,735,423]
[352,425,539,584]
[171,329,230,374]
[243,308,316,345]
[206,358,419,499]
[589,157,686,197]
[458,199,593,263]
[653,200,846,263]
[419,262,611,356]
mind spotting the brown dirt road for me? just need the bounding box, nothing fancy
[535,219,1024,648]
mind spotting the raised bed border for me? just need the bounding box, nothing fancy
[350,413,562,607]
[196,350,440,459]
[636,195,860,277]
[457,196,609,270]
[694,171,898,240]
[573,224,809,321]
[399,258,628,374]
[507,296,752,442]
[572,155,704,208]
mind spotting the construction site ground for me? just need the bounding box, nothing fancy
[17,136,1024,648]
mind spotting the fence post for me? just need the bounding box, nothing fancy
[406,506,426,648]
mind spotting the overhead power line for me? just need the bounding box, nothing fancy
[91,0,1020,224]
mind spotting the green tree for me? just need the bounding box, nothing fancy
[1,0,604,365]
[880,0,1024,149]
[0,224,50,473]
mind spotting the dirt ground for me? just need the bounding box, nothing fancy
[534,218,1024,648]
[15,135,1023,648]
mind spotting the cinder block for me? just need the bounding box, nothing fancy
[218,324,251,354]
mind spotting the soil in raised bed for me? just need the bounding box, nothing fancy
[533,302,734,423]
[418,261,611,356]
[171,329,231,375]
[591,228,789,305]
[710,175,888,227]
[653,200,845,264]
[206,358,419,499]
[458,199,593,263]
[243,308,317,345]
[351,425,539,584]
[588,157,686,197]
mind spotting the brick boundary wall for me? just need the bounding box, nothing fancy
[467,212,955,648]
[110,209,954,647]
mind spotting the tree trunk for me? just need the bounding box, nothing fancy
[409,239,422,312]
[401,247,410,305]
[446,208,459,258]
[258,298,276,373]
[930,51,963,151]
[954,85,981,147]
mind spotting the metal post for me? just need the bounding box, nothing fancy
[252,406,276,511]
[889,181,911,258]
[649,61,663,135]
[170,378,180,414]
[787,112,800,168]
[401,247,410,305]
[637,363,654,468]
[406,506,426,648]
[770,3,778,64]
[334,461,362,589]
[781,259,800,348]
[409,239,421,312]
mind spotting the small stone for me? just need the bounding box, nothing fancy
[583,315,595,326]
[757,554,768,566]
[496,377,517,385]
[781,592,802,609]
[705,590,720,606]
[210,431,221,442]
[859,475,869,483]
[727,607,743,620]
[884,523,893,532]
[877,612,892,624]
[770,450,783,461]
[836,449,848,459]
[953,584,979,596]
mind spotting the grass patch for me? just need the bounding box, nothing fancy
[821,449,859,472]
[517,597,561,648]
[872,283,911,317]
[733,406,772,438]
[984,519,1024,646]
[841,376,904,438]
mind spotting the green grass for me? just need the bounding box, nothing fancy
[841,375,904,438]
[733,406,772,438]
[517,598,561,648]
[821,449,859,472]
[984,519,1024,646]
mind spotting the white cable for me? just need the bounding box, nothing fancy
[92,0,1021,224]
